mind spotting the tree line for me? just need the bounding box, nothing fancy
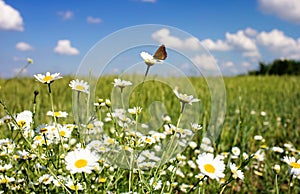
[249,59,300,75]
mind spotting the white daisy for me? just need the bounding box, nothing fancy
[174,89,200,105]
[69,79,89,94]
[47,111,68,118]
[38,174,53,185]
[15,110,33,129]
[140,51,157,66]
[65,148,99,174]
[196,153,225,181]
[231,146,241,159]
[149,177,162,190]
[283,156,300,176]
[34,72,62,84]
[128,106,142,115]
[113,78,132,90]
[229,163,244,180]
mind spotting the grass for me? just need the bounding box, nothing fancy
[0,75,299,193]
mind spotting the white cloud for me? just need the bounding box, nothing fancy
[86,16,102,24]
[58,10,73,20]
[192,54,218,71]
[223,61,234,67]
[54,40,79,55]
[0,0,24,31]
[258,0,300,24]
[16,42,33,51]
[152,28,200,50]
[201,39,231,51]
[226,30,257,51]
[257,29,300,59]
[244,27,257,37]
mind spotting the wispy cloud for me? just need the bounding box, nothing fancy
[16,42,33,51]
[54,40,79,55]
[0,0,24,31]
[258,0,300,24]
[152,28,200,50]
[86,16,102,24]
[58,10,74,20]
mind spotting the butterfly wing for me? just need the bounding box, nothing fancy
[153,45,167,60]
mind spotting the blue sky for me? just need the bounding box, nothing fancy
[1,0,300,77]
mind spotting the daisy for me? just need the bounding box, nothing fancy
[196,153,225,181]
[69,79,89,94]
[34,72,62,84]
[27,57,33,64]
[149,177,162,190]
[173,89,200,105]
[231,146,241,159]
[283,156,300,176]
[15,110,33,129]
[113,78,132,90]
[47,111,68,118]
[229,163,244,180]
[66,180,83,191]
[65,148,99,174]
[140,51,157,66]
[38,174,53,185]
[128,106,142,115]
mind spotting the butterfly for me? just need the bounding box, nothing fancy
[153,44,167,60]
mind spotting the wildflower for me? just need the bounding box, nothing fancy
[229,163,244,180]
[162,114,171,122]
[113,78,132,90]
[272,146,284,153]
[140,136,156,145]
[188,141,197,149]
[0,164,12,172]
[149,177,162,190]
[128,107,142,115]
[283,156,300,176]
[191,123,202,131]
[34,72,62,84]
[15,110,32,129]
[47,111,68,118]
[65,148,99,174]
[27,57,33,64]
[254,135,264,141]
[66,180,83,191]
[196,153,225,181]
[140,52,156,66]
[69,79,89,94]
[273,164,281,174]
[38,174,53,185]
[231,146,241,159]
[260,111,266,116]
[173,89,200,105]
[105,99,111,108]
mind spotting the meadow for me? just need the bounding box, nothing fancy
[0,75,299,193]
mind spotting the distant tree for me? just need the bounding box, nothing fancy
[249,59,300,75]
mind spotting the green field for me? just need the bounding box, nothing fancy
[0,75,299,193]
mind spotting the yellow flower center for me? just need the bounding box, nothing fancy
[59,131,66,137]
[18,120,26,127]
[43,75,53,82]
[75,85,85,91]
[40,128,48,133]
[75,159,88,168]
[204,163,215,173]
[43,178,49,182]
[54,112,61,117]
[35,135,43,140]
[70,184,80,190]
[290,162,300,169]
[99,178,106,183]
